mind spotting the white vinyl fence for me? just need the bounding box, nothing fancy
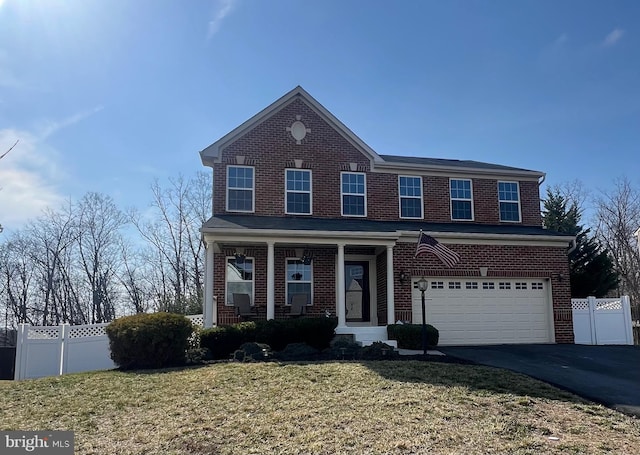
[572,296,634,345]
[14,315,205,380]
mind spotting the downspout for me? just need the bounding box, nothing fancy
[538,173,546,186]
[568,237,577,254]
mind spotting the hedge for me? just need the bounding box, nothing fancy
[105,312,193,370]
[387,323,439,349]
[200,317,338,359]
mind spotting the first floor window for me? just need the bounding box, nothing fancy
[227,165,254,212]
[498,181,521,222]
[226,256,254,305]
[286,259,312,305]
[341,172,366,216]
[450,179,473,220]
[399,176,423,219]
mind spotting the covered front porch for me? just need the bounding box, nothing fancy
[201,225,403,338]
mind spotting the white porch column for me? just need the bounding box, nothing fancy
[204,241,215,328]
[266,241,275,320]
[337,243,346,328]
[386,245,395,325]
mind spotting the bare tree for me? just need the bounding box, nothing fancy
[129,173,210,314]
[25,203,82,325]
[117,239,152,314]
[594,177,640,303]
[0,233,38,326]
[76,192,127,323]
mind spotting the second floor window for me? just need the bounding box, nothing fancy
[227,166,254,212]
[285,169,312,214]
[399,176,423,219]
[341,172,366,216]
[498,181,521,222]
[450,179,473,220]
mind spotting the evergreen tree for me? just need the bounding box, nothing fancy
[542,188,618,298]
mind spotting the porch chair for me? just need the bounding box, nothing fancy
[288,293,308,318]
[233,293,255,320]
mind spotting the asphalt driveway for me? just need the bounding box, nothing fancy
[439,344,640,417]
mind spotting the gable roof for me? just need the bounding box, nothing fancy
[378,155,543,178]
[200,85,381,166]
[199,86,544,180]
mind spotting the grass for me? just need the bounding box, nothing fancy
[1,361,639,454]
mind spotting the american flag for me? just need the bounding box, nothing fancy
[415,232,460,268]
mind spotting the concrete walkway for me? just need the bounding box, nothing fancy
[439,344,640,417]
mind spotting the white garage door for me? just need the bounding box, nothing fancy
[411,278,552,345]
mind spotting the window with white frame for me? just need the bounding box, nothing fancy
[285,169,312,214]
[498,181,521,222]
[399,176,423,219]
[227,166,254,212]
[450,179,473,220]
[286,259,312,305]
[226,256,254,305]
[341,172,366,216]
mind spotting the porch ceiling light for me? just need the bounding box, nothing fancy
[416,277,428,292]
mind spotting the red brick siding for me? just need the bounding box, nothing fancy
[213,242,573,343]
[214,246,338,322]
[391,242,573,343]
[212,97,543,226]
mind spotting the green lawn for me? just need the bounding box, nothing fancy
[1,361,638,454]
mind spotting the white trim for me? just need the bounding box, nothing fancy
[225,256,255,306]
[284,168,313,215]
[449,178,474,221]
[266,242,275,320]
[340,171,367,217]
[341,254,378,327]
[498,180,522,223]
[337,245,346,328]
[204,243,215,328]
[285,258,314,306]
[398,175,424,220]
[226,165,255,213]
[203,229,572,248]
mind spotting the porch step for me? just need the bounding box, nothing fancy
[335,326,398,348]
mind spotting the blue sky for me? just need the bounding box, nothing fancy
[0,0,638,231]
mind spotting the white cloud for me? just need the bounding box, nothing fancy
[206,0,236,41]
[0,106,103,231]
[601,28,624,47]
[0,49,26,89]
[0,130,66,230]
[38,105,104,139]
[554,33,568,47]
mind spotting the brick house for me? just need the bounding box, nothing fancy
[199,86,576,345]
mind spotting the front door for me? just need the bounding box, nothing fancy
[345,261,370,322]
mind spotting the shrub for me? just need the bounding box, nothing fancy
[256,317,338,351]
[361,341,399,360]
[106,312,193,370]
[329,337,362,360]
[232,342,272,362]
[200,317,338,359]
[387,323,439,349]
[275,343,320,361]
[200,322,257,359]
